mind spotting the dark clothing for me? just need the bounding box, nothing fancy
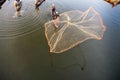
[55,14,59,19]
[51,7,57,19]
[15,0,21,6]
[35,0,45,8]
[14,0,22,11]
[0,0,6,9]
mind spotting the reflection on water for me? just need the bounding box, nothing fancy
[0,0,120,80]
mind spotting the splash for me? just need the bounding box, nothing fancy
[45,7,106,54]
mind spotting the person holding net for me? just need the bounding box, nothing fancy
[51,4,60,28]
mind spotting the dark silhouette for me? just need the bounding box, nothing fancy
[0,0,6,9]
[51,4,57,19]
[35,0,45,13]
[104,0,120,7]
[35,0,45,8]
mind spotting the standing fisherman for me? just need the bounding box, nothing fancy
[14,0,22,12]
[14,0,22,16]
[51,4,60,28]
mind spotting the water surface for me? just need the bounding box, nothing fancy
[0,0,120,80]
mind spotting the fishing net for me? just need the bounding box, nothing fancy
[45,7,106,54]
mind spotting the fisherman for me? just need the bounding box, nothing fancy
[53,11,60,28]
[51,4,60,28]
[14,0,22,17]
[35,0,45,8]
[14,0,22,12]
[51,4,57,19]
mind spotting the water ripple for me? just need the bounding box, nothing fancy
[0,0,51,39]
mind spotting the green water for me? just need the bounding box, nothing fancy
[0,0,120,80]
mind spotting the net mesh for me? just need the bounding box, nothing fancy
[45,7,106,54]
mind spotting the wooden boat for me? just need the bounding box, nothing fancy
[104,0,120,7]
[0,0,6,9]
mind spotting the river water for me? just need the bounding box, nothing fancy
[0,0,120,80]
